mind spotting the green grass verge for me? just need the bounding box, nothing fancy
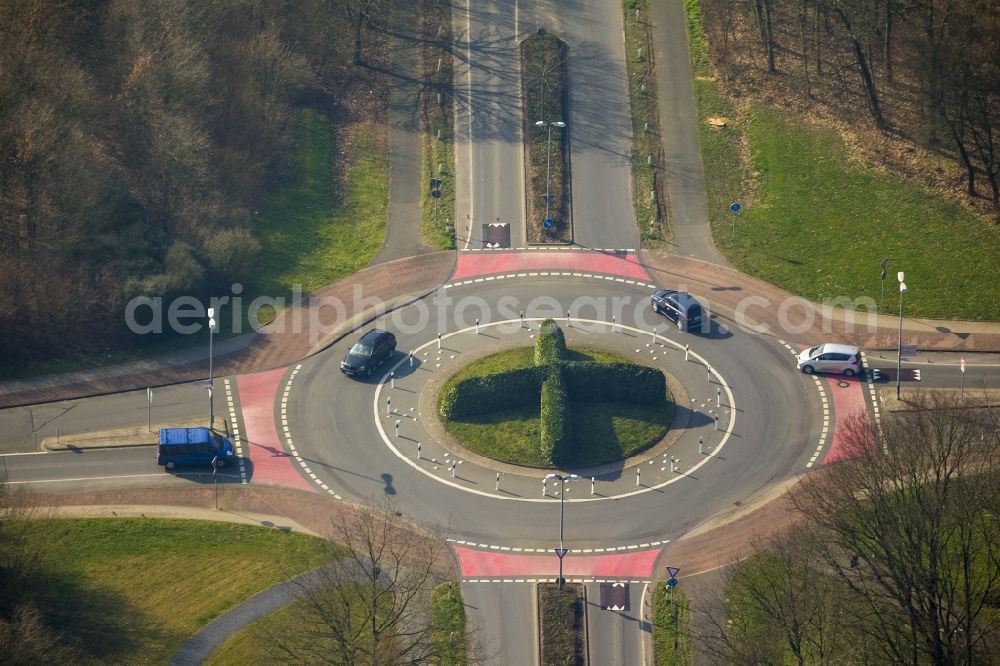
[431,582,467,665]
[539,583,583,666]
[623,0,668,247]
[684,0,1000,321]
[441,347,672,468]
[23,518,331,665]
[255,109,388,296]
[652,582,691,665]
[421,0,457,249]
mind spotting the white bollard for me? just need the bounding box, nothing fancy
[612,315,617,333]
[386,397,391,417]
[685,344,690,362]
[450,460,457,478]
[496,472,501,491]
[520,310,525,328]
[591,476,595,495]
[390,372,395,389]
[716,387,721,407]
[707,364,711,382]
[542,479,547,497]
[636,468,641,486]
[409,351,414,367]
[652,327,657,343]
[475,318,480,334]
[395,420,401,438]
[437,333,442,350]
[698,436,704,455]
[417,442,422,459]
[714,414,719,431]
[670,457,676,473]
[566,311,570,326]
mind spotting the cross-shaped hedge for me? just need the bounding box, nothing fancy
[439,319,667,466]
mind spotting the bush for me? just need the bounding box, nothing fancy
[540,368,571,465]
[564,362,666,405]
[539,584,582,666]
[534,319,567,365]
[439,367,544,421]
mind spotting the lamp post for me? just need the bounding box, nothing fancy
[896,274,907,400]
[208,306,217,426]
[545,472,578,588]
[534,120,566,227]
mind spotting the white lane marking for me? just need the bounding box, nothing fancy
[461,578,649,584]
[279,364,342,500]
[373,319,736,502]
[780,342,829,469]
[860,352,886,452]
[223,378,248,484]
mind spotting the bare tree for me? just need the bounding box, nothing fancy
[792,394,1000,665]
[268,499,452,665]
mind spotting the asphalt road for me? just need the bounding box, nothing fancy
[586,582,648,666]
[462,582,536,664]
[456,0,525,248]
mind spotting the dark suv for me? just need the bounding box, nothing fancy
[341,329,396,377]
[650,290,704,332]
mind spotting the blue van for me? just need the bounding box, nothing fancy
[157,427,237,471]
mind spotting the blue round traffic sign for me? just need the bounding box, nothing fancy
[729,202,741,214]
[543,218,554,228]
[667,578,678,587]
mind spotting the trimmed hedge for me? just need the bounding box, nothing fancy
[565,362,666,405]
[439,366,544,421]
[535,318,568,365]
[540,368,571,465]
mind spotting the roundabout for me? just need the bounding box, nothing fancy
[285,271,827,552]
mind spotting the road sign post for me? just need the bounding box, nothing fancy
[212,456,219,510]
[960,357,966,396]
[729,202,741,243]
[146,387,153,432]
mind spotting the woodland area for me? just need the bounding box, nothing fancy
[0,0,388,366]
[701,395,1000,664]
[699,0,1000,209]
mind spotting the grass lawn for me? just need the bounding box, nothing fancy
[25,518,331,665]
[652,582,691,665]
[442,346,673,468]
[421,0,457,250]
[539,583,583,666]
[205,581,467,665]
[255,109,388,297]
[622,0,668,247]
[431,582,467,665]
[684,1,1000,322]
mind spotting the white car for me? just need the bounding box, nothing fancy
[797,343,862,376]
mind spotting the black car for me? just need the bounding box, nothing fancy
[650,290,704,332]
[341,329,396,377]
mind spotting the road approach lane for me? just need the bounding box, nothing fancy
[552,0,640,251]
[456,0,525,248]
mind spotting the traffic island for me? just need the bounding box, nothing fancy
[521,30,572,244]
[538,582,587,666]
[437,320,673,468]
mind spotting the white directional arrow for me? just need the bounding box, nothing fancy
[612,582,625,588]
[913,369,922,381]
[606,605,624,611]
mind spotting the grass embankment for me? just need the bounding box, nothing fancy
[421,0,457,249]
[441,347,672,468]
[522,32,571,243]
[25,519,331,665]
[207,580,467,665]
[430,582,467,665]
[683,0,1000,321]
[652,582,691,665]
[256,109,388,299]
[539,583,584,666]
[623,0,668,248]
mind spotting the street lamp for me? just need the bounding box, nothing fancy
[545,472,578,588]
[534,120,566,228]
[896,274,907,400]
[207,306,217,426]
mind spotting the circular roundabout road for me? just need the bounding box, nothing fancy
[284,275,825,551]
